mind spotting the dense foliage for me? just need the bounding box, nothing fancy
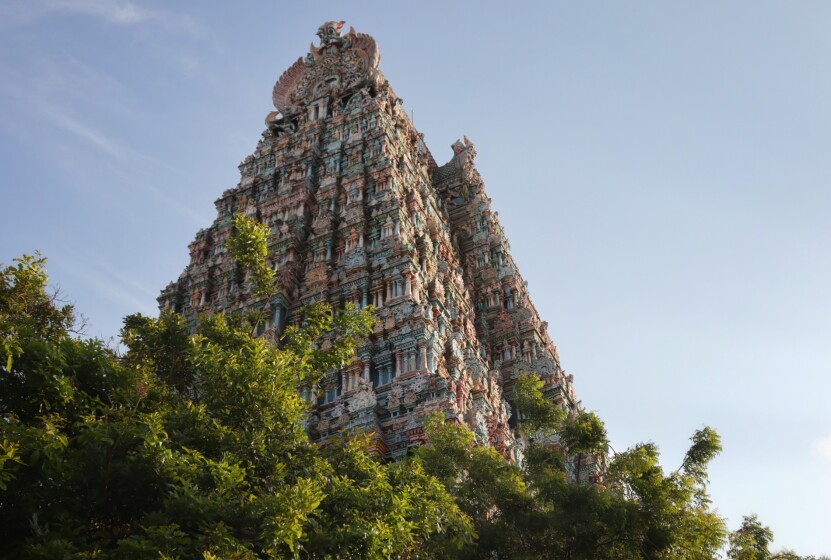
[0,249,824,558]
[417,397,726,558]
[0,254,469,558]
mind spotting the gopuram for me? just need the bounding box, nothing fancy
[159,21,580,462]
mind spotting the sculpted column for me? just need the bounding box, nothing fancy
[362,358,371,382]
[395,349,403,377]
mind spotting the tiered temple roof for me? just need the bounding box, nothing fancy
[159,21,580,461]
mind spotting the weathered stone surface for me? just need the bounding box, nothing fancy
[160,22,579,461]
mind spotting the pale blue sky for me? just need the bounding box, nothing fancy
[1,1,829,554]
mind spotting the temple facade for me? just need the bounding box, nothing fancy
[159,21,580,462]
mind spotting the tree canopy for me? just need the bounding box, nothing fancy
[0,253,469,559]
[416,378,727,559]
[0,249,824,559]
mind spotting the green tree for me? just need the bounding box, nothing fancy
[226,212,278,333]
[0,254,470,559]
[304,433,473,559]
[560,410,607,484]
[602,428,727,559]
[512,373,607,483]
[419,375,729,559]
[728,514,775,560]
[726,514,828,560]
[3,254,824,558]
[0,252,74,371]
[511,373,566,436]
[416,413,531,559]
[227,212,277,300]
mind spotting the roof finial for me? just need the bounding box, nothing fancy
[316,20,346,47]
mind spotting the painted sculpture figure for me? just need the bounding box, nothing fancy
[160,22,581,463]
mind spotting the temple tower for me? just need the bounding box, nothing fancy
[159,22,579,461]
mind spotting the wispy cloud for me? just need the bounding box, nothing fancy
[0,66,147,164]
[0,56,209,226]
[45,0,147,24]
[813,434,831,462]
[0,0,205,36]
[0,0,143,26]
[0,55,141,122]
[89,256,159,301]
[40,109,209,223]
[45,106,135,161]
[178,53,201,78]
[55,254,157,316]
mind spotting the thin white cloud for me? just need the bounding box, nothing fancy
[56,255,157,316]
[0,69,129,160]
[0,55,142,124]
[0,73,208,226]
[44,106,134,161]
[47,0,148,24]
[813,434,831,462]
[0,0,205,36]
[89,257,159,301]
[0,73,147,165]
[0,0,146,27]
[178,53,200,78]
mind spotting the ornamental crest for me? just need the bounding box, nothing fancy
[271,21,381,115]
[317,20,346,46]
